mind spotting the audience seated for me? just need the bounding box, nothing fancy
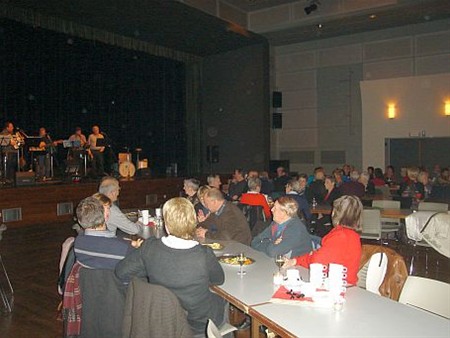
[273,166,291,194]
[312,175,341,238]
[399,166,425,199]
[251,196,312,258]
[115,197,228,335]
[340,170,365,198]
[307,167,327,203]
[297,173,309,196]
[418,170,432,199]
[207,173,222,189]
[259,170,274,195]
[195,185,211,219]
[74,196,141,270]
[332,168,344,188]
[323,175,341,206]
[371,168,386,187]
[359,171,375,195]
[436,167,450,185]
[284,195,363,285]
[384,165,396,185]
[285,179,311,222]
[227,168,248,201]
[183,178,200,206]
[240,177,271,219]
[197,188,252,245]
[99,176,142,235]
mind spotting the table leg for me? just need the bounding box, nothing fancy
[251,316,261,338]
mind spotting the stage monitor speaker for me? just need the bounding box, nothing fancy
[272,113,282,129]
[269,160,290,174]
[272,91,282,108]
[137,168,151,178]
[15,171,36,186]
[206,146,219,163]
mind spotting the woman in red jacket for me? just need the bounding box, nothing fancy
[283,195,362,285]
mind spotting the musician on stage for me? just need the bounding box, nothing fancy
[0,121,18,182]
[68,126,87,162]
[88,125,105,178]
[37,127,57,180]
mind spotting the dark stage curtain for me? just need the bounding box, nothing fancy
[0,19,187,176]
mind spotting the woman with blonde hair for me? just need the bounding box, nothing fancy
[115,197,227,335]
[283,195,363,285]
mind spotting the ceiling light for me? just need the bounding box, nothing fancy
[369,14,377,19]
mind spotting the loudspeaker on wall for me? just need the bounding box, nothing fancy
[272,91,282,108]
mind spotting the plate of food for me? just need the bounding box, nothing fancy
[218,254,255,266]
[202,242,224,251]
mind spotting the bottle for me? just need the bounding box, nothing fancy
[154,208,165,239]
[312,197,317,209]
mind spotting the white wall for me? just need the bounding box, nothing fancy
[360,73,450,169]
[272,19,450,174]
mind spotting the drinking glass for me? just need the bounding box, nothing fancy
[275,255,284,272]
[237,252,246,276]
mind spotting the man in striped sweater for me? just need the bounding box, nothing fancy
[74,196,141,270]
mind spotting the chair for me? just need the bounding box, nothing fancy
[418,202,448,212]
[123,278,192,338]
[238,204,269,237]
[206,319,237,338]
[358,244,408,300]
[0,224,13,314]
[360,209,382,241]
[399,276,450,319]
[357,252,388,296]
[375,185,391,198]
[372,200,401,238]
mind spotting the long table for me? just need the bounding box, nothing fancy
[211,242,450,338]
[312,205,412,219]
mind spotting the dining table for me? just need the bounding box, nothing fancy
[211,241,450,338]
[311,205,412,219]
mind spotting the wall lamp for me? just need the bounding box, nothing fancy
[387,103,396,119]
[445,100,450,116]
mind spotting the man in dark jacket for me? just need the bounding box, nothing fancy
[197,188,252,245]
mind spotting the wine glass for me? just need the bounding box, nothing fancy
[237,252,246,276]
[275,255,284,272]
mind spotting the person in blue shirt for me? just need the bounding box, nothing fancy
[251,196,312,258]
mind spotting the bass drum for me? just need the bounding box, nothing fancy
[119,161,136,178]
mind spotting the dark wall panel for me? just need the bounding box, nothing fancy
[201,43,270,173]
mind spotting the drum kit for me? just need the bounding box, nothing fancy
[118,148,149,178]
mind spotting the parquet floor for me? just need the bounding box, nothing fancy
[0,222,448,338]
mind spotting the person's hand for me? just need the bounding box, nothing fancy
[282,258,296,269]
[232,195,239,201]
[274,236,283,245]
[196,227,208,240]
[131,239,143,248]
[100,147,105,152]
[197,210,210,223]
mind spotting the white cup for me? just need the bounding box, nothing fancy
[310,263,327,273]
[273,272,283,286]
[141,210,149,224]
[155,208,162,217]
[329,263,347,274]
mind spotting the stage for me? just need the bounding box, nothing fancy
[0,177,184,228]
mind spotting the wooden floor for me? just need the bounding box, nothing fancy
[0,222,448,338]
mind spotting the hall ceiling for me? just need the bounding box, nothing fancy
[2,0,449,55]
[0,0,266,56]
